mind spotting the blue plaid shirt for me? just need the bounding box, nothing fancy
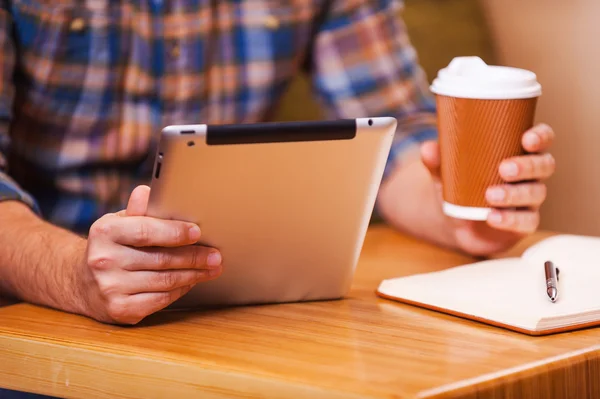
[0,0,437,234]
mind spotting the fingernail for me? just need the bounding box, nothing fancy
[500,162,519,177]
[524,133,540,148]
[488,211,503,225]
[207,251,222,267]
[486,187,505,202]
[188,225,201,241]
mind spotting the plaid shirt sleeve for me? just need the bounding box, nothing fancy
[309,0,438,178]
[0,6,39,213]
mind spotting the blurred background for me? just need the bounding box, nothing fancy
[276,0,600,237]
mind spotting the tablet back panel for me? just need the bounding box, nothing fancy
[147,117,396,308]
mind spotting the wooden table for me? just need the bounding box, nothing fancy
[1,226,599,399]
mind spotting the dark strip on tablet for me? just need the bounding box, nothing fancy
[206,119,356,145]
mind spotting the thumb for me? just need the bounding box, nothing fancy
[420,141,441,179]
[126,185,151,216]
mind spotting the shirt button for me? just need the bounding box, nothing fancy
[69,17,86,32]
[170,42,181,58]
[264,15,279,29]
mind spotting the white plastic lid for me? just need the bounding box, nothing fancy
[430,56,542,100]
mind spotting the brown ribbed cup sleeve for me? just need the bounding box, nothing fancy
[437,95,538,208]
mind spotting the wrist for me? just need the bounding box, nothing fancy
[62,237,95,317]
[0,201,91,316]
[377,157,458,248]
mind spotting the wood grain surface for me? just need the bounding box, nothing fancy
[1,226,599,399]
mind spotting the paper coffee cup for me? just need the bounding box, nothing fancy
[430,57,542,221]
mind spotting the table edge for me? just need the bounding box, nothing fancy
[417,345,600,398]
[0,332,382,399]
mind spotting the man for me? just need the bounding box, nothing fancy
[0,0,554,326]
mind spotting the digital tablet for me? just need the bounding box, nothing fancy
[146,117,397,309]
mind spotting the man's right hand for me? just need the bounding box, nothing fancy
[80,185,222,325]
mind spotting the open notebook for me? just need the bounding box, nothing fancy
[377,234,600,335]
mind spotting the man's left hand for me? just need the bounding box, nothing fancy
[421,123,556,256]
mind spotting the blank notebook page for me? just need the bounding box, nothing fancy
[377,234,600,333]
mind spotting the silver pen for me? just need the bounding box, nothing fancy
[544,261,559,302]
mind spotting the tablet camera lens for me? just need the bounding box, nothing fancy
[187,141,195,147]
[154,161,162,179]
[368,119,373,126]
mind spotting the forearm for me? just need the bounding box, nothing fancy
[376,150,457,250]
[0,201,88,314]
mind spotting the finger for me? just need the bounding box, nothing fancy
[522,123,555,153]
[420,140,441,178]
[126,185,151,217]
[487,209,540,234]
[122,268,222,294]
[498,153,555,182]
[486,183,547,208]
[133,285,196,319]
[106,285,195,325]
[123,245,222,271]
[89,214,201,247]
